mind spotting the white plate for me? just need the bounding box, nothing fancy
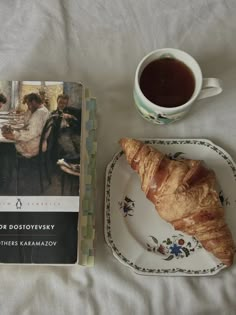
[104,139,236,276]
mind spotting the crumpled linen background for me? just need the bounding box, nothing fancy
[0,1,236,314]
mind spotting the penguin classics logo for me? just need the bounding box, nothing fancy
[16,198,22,210]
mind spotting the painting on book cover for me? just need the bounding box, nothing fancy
[0,81,82,200]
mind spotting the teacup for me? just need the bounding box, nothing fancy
[134,48,222,125]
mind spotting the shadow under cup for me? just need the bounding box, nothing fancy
[134,48,203,125]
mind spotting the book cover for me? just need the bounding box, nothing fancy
[0,80,96,265]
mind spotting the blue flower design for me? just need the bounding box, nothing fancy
[170,244,182,256]
[147,235,202,261]
[118,196,135,217]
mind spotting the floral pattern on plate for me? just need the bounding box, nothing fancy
[119,196,135,217]
[147,234,202,261]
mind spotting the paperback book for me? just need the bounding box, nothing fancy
[0,80,96,265]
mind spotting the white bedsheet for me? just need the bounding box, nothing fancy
[0,1,236,314]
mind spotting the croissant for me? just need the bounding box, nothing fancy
[119,138,235,267]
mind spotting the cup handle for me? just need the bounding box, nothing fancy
[197,78,223,100]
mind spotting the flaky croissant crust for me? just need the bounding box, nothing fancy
[120,138,235,266]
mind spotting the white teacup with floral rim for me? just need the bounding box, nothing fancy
[134,48,222,125]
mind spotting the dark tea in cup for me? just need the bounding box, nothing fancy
[139,58,195,108]
[134,48,222,124]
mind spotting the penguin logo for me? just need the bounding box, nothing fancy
[16,198,22,210]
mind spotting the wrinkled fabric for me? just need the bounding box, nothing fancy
[0,1,236,314]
